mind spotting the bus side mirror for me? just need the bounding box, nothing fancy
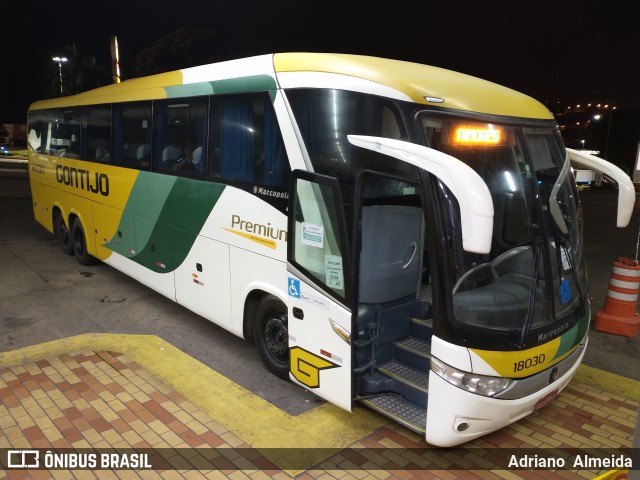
[348,135,494,254]
[566,148,635,228]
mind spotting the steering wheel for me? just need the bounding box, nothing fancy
[452,262,499,294]
[490,245,531,270]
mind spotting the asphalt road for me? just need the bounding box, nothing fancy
[1,168,638,419]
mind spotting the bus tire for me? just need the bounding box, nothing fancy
[54,211,74,255]
[71,218,96,266]
[253,295,289,380]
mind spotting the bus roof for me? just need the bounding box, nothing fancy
[274,53,553,120]
[30,52,553,120]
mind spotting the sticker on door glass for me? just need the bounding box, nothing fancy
[560,246,571,271]
[325,255,344,289]
[552,242,571,271]
[302,223,324,248]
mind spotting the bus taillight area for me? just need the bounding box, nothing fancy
[425,338,587,447]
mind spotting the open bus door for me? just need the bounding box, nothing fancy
[286,139,495,417]
[286,170,354,411]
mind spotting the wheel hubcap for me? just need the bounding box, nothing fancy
[264,312,288,362]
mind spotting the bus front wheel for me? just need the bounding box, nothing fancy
[54,212,74,255]
[71,218,96,266]
[254,295,290,380]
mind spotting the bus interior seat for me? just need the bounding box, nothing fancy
[192,146,204,174]
[136,144,150,166]
[162,145,182,162]
[357,204,424,357]
[359,205,423,304]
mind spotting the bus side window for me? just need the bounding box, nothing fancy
[85,105,111,163]
[112,102,152,170]
[153,98,208,178]
[50,110,81,159]
[208,92,290,205]
[27,109,51,153]
[215,98,255,182]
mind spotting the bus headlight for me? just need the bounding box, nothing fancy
[431,357,513,397]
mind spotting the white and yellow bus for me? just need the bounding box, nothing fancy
[27,53,634,447]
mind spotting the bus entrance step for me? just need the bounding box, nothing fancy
[394,337,431,371]
[409,317,433,339]
[378,360,429,393]
[360,393,426,434]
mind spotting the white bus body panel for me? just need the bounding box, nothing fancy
[108,252,176,301]
[287,276,353,412]
[272,92,308,172]
[181,54,276,85]
[202,187,288,336]
[203,187,288,261]
[430,335,472,372]
[175,236,232,331]
[230,246,288,337]
[426,341,586,446]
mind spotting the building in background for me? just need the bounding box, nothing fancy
[554,102,640,182]
[0,124,27,147]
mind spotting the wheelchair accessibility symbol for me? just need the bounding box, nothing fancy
[288,277,301,298]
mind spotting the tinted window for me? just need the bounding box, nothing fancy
[84,105,111,163]
[27,110,52,153]
[52,110,82,159]
[112,102,152,169]
[208,92,290,210]
[286,89,408,183]
[153,98,208,178]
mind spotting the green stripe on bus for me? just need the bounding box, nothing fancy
[128,172,177,220]
[164,75,277,98]
[552,304,590,361]
[165,83,214,98]
[105,174,225,273]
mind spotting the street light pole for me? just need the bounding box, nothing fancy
[52,56,68,95]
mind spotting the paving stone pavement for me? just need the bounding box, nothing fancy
[0,337,637,480]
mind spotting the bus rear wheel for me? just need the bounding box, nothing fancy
[71,218,96,266]
[54,212,74,255]
[254,295,289,380]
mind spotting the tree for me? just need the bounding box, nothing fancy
[133,28,226,77]
[47,42,109,97]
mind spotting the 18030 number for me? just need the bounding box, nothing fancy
[513,354,545,373]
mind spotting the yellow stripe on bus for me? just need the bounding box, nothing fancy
[470,339,578,378]
[274,53,553,120]
[29,71,182,110]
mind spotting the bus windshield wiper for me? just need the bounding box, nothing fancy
[519,234,543,347]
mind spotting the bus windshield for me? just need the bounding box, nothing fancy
[421,116,587,349]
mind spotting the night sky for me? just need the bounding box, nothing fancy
[4,0,639,123]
